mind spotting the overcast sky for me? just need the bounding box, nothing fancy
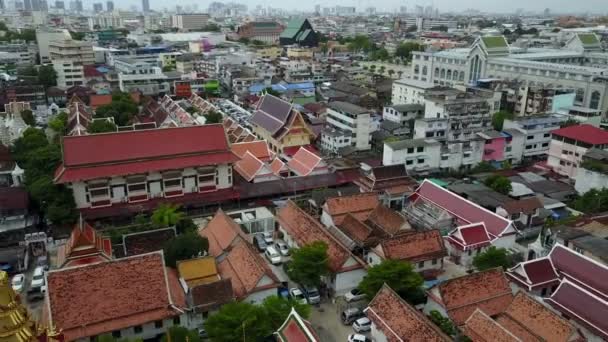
[87,0,608,14]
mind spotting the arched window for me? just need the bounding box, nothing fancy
[575,89,585,103]
[414,65,420,74]
[447,70,452,80]
[422,66,427,75]
[434,67,439,77]
[440,69,446,79]
[590,91,601,109]
[459,71,465,81]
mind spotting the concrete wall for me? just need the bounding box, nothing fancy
[575,168,608,194]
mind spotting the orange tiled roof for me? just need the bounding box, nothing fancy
[338,214,375,244]
[234,151,265,182]
[365,284,450,342]
[366,204,410,235]
[56,221,112,268]
[287,147,323,176]
[463,309,520,342]
[277,201,360,273]
[324,193,380,225]
[376,230,446,263]
[217,238,279,299]
[231,140,274,161]
[47,252,184,341]
[198,209,247,257]
[89,94,112,108]
[432,268,513,325]
[270,158,287,176]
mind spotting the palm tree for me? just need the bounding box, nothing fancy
[152,203,185,227]
[379,66,386,74]
[388,69,395,78]
[397,71,403,78]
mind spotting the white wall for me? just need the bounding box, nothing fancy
[334,268,367,295]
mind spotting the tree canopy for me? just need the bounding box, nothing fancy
[152,203,185,227]
[163,231,209,267]
[471,161,496,174]
[394,42,424,62]
[20,110,35,126]
[428,310,456,337]
[261,295,311,330]
[205,110,223,124]
[38,65,58,88]
[48,111,68,138]
[286,241,330,287]
[472,246,513,271]
[88,120,117,134]
[358,259,424,304]
[160,326,200,342]
[571,188,608,214]
[484,175,512,195]
[491,110,514,131]
[95,91,138,126]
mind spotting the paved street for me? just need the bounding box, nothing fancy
[309,302,365,342]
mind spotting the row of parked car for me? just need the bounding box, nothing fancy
[252,232,290,265]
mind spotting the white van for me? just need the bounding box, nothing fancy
[264,246,282,265]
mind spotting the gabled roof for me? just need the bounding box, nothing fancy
[177,257,219,287]
[338,214,376,245]
[506,258,560,290]
[231,140,274,162]
[89,94,112,108]
[375,230,446,263]
[324,192,380,225]
[480,36,509,49]
[276,201,362,273]
[429,268,513,325]
[287,147,324,177]
[250,94,294,136]
[280,18,307,39]
[270,158,288,176]
[365,284,451,342]
[190,278,234,312]
[463,309,520,342]
[122,227,176,257]
[55,125,238,183]
[446,223,492,251]
[500,197,542,215]
[366,205,410,235]
[410,179,513,239]
[551,124,608,146]
[275,307,321,342]
[577,33,600,46]
[46,251,185,341]
[56,221,112,268]
[199,209,248,257]
[234,151,267,182]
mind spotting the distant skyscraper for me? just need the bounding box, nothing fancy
[142,0,149,12]
[106,0,113,11]
[543,8,550,17]
[55,0,64,9]
[399,6,407,14]
[15,0,24,10]
[93,2,101,12]
[24,0,31,10]
[415,5,423,17]
[315,4,320,14]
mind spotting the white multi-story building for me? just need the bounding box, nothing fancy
[35,28,72,64]
[391,78,435,105]
[326,101,372,151]
[547,124,608,179]
[171,14,210,31]
[503,115,565,158]
[410,34,608,114]
[383,138,441,171]
[49,39,95,88]
[114,57,170,95]
[382,104,424,126]
[0,41,37,66]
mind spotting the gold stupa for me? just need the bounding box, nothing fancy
[0,270,38,342]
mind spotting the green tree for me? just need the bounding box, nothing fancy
[161,326,200,342]
[428,310,456,336]
[472,246,512,271]
[394,42,424,61]
[205,110,223,124]
[19,65,38,77]
[49,111,68,137]
[471,161,495,173]
[38,65,58,88]
[95,91,138,126]
[358,260,424,304]
[560,118,579,128]
[204,302,272,342]
[20,110,35,126]
[175,217,198,234]
[163,231,209,267]
[501,160,512,170]
[69,31,87,40]
[491,110,514,131]
[571,188,608,214]
[261,295,311,330]
[370,48,389,61]
[88,120,118,133]
[484,175,512,195]
[263,87,281,97]
[152,203,185,227]
[286,241,330,287]
[162,65,175,72]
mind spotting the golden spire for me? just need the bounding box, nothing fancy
[0,271,38,342]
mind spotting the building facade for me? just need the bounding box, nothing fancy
[325,101,372,151]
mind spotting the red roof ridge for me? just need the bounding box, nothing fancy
[551,124,608,146]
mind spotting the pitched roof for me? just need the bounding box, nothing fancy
[276,201,360,273]
[198,209,248,257]
[411,180,513,238]
[338,214,376,245]
[548,244,608,299]
[324,192,380,225]
[55,125,238,183]
[89,94,112,108]
[551,124,608,146]
[430,268,513,325]
[56,221,112,268]
[463,309,520,342]
[47,252,184,341]
[577,33,600,46]
[365,204,410,235]
[287,147,324,176]
[217,238,279,299]
[122,227,176,257]
[231,140,274,161]
[446,223,492,251]
[270,158,288,176]
[365,284,450,342]
[250,94,293,136]
[275,307,321,342]
[280,18,307,39]
[481,36,509,49]
[500,197,542,215]
[0,187,29,211]
[177,257,219,287]
[234,151,266,182]
[190,278,234,312]
[376,230,446,263]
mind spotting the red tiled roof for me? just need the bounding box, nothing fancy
[217,238,279,299]
[231,140,274,162]
[199,209,248,257]
[549,244,608,299]
[463,309,519,342]
[506,258,559,290]
[338,214,375,244]
[412,180,512,238]
[234,151,266,182]
[277,201,361,273]
[287,147,323,176]
[56,221,112,268]
[89,94,112,108]
[377,230,446,263]
[83,65,103,78]
[551,124,608,146]
[47,252,184,341]
[276,308,321,342]
[501,197,542,215]
[446,223,492,251]
[365,284,450,342]
[545,280,608,340]
[431,268,513,325]
[270,158,287,176]
[324,193,380,225]
[366,205,410,235]
[123,227,176,257]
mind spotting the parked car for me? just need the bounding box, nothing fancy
[31,266,45,289]
[302,285,321,305]
[264,246,282,265]
[341,308,365,325]
[348,334,371,342]
[289,288,307,304]
[352,317,371,333]
[344,288,366,302]
[253,234,268,252]
[275,241,290,256]
[262,231,274,244]
[11,274,25,293]
[198,327,208,339]
[36,255,49,271]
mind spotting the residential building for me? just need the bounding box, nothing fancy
[114,58,170,96]
[279,18,318,47]
[0,40,37,66]
[277,200,367,295]
[45,251,188,341]
[354,164,417,210]
[53,125,238,216]
[325,101,372,151]
[368,230,447,273]
[391,78,436,105]
[382,138,442,172]
[424,268,514,326]
[382,103,424,126]
[478,130,525,166]
[49,39,95,88]
[35,28,71,64]
[575,148,608,194]
[237,21,283,44]
[503,115,565,159]
[365,285,451,342]
[249,94,314,154]
[547,124,608,179]
[171,14,210,31]
[496,197,543,230]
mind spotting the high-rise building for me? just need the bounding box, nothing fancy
[24,0,32,10]
[106,0,113,11]
[399,6,407,14]
[55,0,64,9]
[69,0,82,12]
[142,0,149,12]
[93,2,102,12]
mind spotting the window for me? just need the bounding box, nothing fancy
[417,146,424,153]
[406,160,414,165]
[112,331,121,338]
[544,133,551,138]
[542,142,549,147]
[541,287,547,296]
[155,320,163,329]
[417,158,424,164]
[527,135,534,140]
[467,249,472,256]
[418,261,425,268]
[505,146,512,152]
[441,155,448,161]
[407,147,414,153]
[432,259,438,265]
[173,316,181,325]
[560,160,566,166]
[134,326,143,334]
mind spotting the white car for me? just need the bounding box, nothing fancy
[264,246,282,265]
[11,274,25,293]
[289,288,307,304]
[31,266,45,289]
[344,288,366,302]
[275,241,290,256]
[348,334,371,342]
[352,317,371,333]
[262,232,274,244]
